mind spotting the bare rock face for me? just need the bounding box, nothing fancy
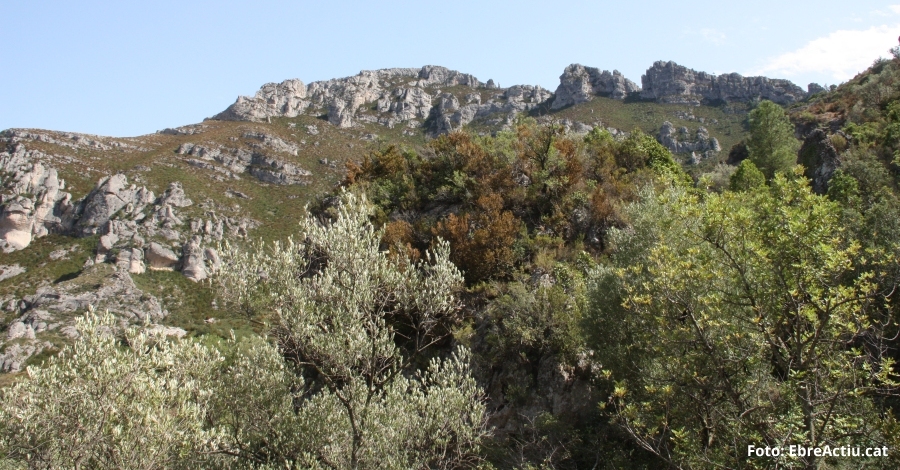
[176,142,310,185]
[213,68,419,127]
[115,247,146,274]
[243,131,301,156]
[641,61,807,105]
[21,266,165,321]
[146,242,180,270]
[0,198,34,251]
[1,342,51,373]
[428,85,552,136]
[0,265,168,371]
[798,129,842,194]
[77,174,155,236]
[0,264,25,282]
[215,78,309,122]
[159,181,192,208]
[657,121,721,160]
[550,64,640,109]
[213,65,549,134]
[0,144,77,251]
[181,235,208,282]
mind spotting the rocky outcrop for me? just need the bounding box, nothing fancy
[428,85,552,136]
[2,140,249,283]
[657,121,721,160]
[0,264,25,282]
[77,174,155,236]
[808,83,826,95]
[0,265,171,372]
[641,61,807,105]
[550,64,640,109]
[176,141,311,185]
[798,129,842,194]
[0,144,77,252]
[181,235,213,282]
[243,131,301,156]
[4,129,149,153]
[146,242,179,270]
[214,67,419,127]
[214,65,550,134]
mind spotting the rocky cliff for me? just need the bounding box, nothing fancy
[641,61,807,105]
[213,65,552,135]
[550,64,639,109]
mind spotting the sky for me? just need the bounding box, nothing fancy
[2,0,900,137]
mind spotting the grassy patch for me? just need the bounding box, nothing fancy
[539,96,750,155]
[130,270,258,339]
[0,234,96,299]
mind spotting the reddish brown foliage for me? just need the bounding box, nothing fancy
[433,193,521,283]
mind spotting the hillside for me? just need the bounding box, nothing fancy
[6,57,895,469]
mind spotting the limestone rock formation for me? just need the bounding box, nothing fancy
[428,85,552,136]
[0,264,25,282]
[808,83,826,95]
[181,235,209,282]
[77,174,155,236]
[0,144,77,252]
[657,121,721,159]
[213,65,550,135]
[146,242,180,270]
[550,64,640,109]
[0,265,168,371]
[176,142,310,185]
[798,129,842,194]
[641,61,807,105]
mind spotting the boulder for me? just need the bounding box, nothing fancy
[0,198,34,251]
[145,242,179,270]
[115,247,145,274]
[181,235,208,282]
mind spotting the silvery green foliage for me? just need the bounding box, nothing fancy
[217,191,486,469]
[0,310,223,469]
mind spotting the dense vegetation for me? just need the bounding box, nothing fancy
[4,56,900,469]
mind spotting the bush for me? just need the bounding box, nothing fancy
[217,191,488,468]
[729,159,765,191]
[0,311,222,469]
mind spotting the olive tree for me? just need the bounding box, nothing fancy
[216,191,487,469]
[0,311,223,469]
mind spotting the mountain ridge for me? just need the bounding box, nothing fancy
[211,61,813,134]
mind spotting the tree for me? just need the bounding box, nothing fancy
[747,100,800,179]
[0,311,222,469]
[217,191,487,469]
[729,159,765,191]
[588,171,899,469]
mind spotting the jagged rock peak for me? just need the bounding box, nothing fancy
[551,64,640,109]
[212,65,482,127]
[641,61,807,105]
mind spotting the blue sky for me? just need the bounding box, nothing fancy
[2,1,899,137]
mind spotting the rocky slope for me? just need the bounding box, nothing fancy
[0,59,811,376]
